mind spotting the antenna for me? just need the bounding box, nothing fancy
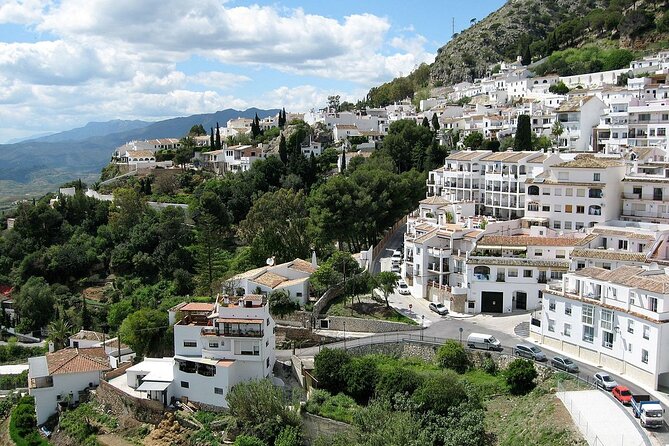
[266,257,275,266]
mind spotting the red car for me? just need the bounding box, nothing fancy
[612,385,632,405]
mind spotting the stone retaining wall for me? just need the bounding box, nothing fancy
[103,361,134,381]
[324,315,416,333]
[96,380,166,424]
[301,411,351,442]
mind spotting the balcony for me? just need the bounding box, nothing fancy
[29,376,53,389]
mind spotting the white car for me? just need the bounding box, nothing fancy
[391,250,402,264]
[593,372,618,391]
[391,264,401,274]
[397,281,410,295]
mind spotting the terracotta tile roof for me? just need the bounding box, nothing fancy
[622,177,669,184]
[420,196,451,205]
[570,248,648,262]
[480,151,535,163]
[591,228,656,240]
[463,229,484,239]
[288,258,317,274]
[180,302,215,312]
[553,154,622,169]
[126,150,155,158]
[279,277,309,288]
[556,96,594,112]
[70,330,104,342]
[467,257,570,269]
[253,272,288,288]
[575,265,669,294]
[477,235,583,247]
[415,228,439,244]
[46,347,111,375]
[445,150,490,161]
[335,124,358,130]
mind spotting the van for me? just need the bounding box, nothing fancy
[467,333,502,351]
[391,250,402,265]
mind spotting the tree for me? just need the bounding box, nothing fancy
[375,271,398,307]
[189,124,206,136]
[421,116,430,128]
[109,188,146,235]
[327,95,341,112]
[119,308,168,358]
[215,122,222,149]
[314,348,351,393]
[504,358,537,395]
[268,290,299,317]
[343,356,379,404]
[436,340,470,373]
[463,132,483,149]
[227,379,301,445]
[431,113,440,132]
[551,120,564,145]
[14,277,55,333]
[107,299,134,331]
[533,135,552,150]
[275,426,302,446]
[521,40,532,65]
[514,115,532,151]
[278,134,288,165]
[340,148,346,171]
[210,127,215,149]
[251,113,261,139]
[48,319,72,351]
[234,436,266,446]
[411,371,471,416]
[548,81,569,95]
[375,367,423,402]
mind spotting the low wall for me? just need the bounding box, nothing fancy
[323,316,416,333]
[312,283,345,317]
[347,341,437,362]
[301,412,351,442]
[275,310,311,328]
[103,361,134,381]
[96,380,166,424]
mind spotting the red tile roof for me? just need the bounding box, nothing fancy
[180,302,215,312]
[46,347,111,375]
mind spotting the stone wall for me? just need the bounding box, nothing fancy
[276,326,340,349]
[96,380,166,424]
[347,341,438,362]
[324,316,416,333]
[275,310,311,328]
[301,412,351,442]
[103,361,134,381]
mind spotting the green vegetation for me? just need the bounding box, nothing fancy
[365,64,430,107]
[58,402,118,445]
[436,340,470,373]
[0,342,46,365]
[9,396,49,446]
[306,390,360,423]
[504,358,538,395]
[0,370,27,390]
[534,46,635,77]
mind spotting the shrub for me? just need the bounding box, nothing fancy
[9,396,49,446]
[313,349,351,393]
[504,358,538,395]
[343,356,378,404]
[548,81,569,95]
[436,340,470,373]
[481,356,498,375]
[375,367,424,402]
[274,426,302,446]
[412,370,473,416]
[306,390,359,424]
[234,435,266,446]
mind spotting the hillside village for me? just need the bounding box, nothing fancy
[2,2,669,445]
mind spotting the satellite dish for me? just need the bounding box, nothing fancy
[266,257,275,266]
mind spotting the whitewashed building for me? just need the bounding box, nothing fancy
[232,258,317,306]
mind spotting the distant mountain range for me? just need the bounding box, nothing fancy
[0,108,279,203]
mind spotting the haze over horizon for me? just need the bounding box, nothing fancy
[0,0,505,143]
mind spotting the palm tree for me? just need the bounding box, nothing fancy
[48,319,72,352]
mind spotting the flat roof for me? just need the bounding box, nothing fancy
[136,381,171,392]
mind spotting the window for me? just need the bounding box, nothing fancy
[553,221,562,229]
[577,262,585,269]
[575,222,584,230]
[554,204,562,212]
[542,188,550,195]
[555,189,562,196]
[618,240,628,250]
[649,297,658,312]
[602,331,613,349]
[565,303,572,315]
[542,205,550,212]
[214,387,224,395]
[643,325,650,340]
[600,309,613,331]
[208,342,219,348]
[565,221,573,230]
[266,357,270,368]
[642,349,649,364]
[556,250,565,259]
[593,173,600,181]
[548,319,555,332]
[549,300,556,311]
[468,301,475,309]
[528,203,539,211]
[183,341,197,348]
[627,319,634,334]
[577,189,585,197]
[524,270,533,278]
[508,269,518,277]
[582,304,594,325]
[566,188,573,196]
[564,323,571,337]
[565,205,573,213]
[576,206,584,214]
[583,326,595,343]
[528,185,539,195]
[535,249,543,256]
[181,381,190,388]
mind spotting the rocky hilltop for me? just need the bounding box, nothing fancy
[430,0,668,85]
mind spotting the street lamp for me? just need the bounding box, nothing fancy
[421,315,425,341]
[614,326,626,374]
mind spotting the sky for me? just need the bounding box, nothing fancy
[0,0,506,142]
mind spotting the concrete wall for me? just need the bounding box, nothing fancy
[97,380,166,424]
[323,316,416,333]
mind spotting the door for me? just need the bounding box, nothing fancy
[515,292,527,310]
[481,292,503,313]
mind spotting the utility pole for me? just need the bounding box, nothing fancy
[452,17,455,37]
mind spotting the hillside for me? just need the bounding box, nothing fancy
[430,0,669,85]
[29,119,151,144]
[0,108,278,205]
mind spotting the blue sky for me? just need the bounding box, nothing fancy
[0,0,505,142]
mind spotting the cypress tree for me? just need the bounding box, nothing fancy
[514,115,533,151]
[81,297,91,330]
[431,113,440,131]
[279,135,288,164]
[422,116,430,128]
[340,148,347,172]
[215,122,221,149]
[209,127,215,149]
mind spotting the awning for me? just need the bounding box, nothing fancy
[216,318,263,324]
[136,381,171,392]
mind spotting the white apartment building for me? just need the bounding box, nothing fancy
[627,99,669,149]
[535,265,669,390]
[554,96,606,151]
[465,228,587,314]
[29,347,111,425]
[524,155,625,231]
[200,145,265,174]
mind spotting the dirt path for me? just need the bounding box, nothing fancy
[98,434,135,446]
[0,416,14,446]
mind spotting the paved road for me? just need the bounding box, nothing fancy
[370,224,405,274]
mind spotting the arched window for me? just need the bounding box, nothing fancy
[473,266,490,280]
[589,188,603,198]
[519,166,526,175]
[528,202,539,212]
[528,185,539,196]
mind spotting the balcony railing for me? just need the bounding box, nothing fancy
[29,376,53,389]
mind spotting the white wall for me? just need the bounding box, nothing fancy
[31,371,102,425]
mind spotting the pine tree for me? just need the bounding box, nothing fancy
[279,135,288,164]
[514,115,533,151]
[522,43,532,66]
[215,122,221,149]
[431,113,440,132]
[422,116,430,128]
[281,108,287,127]
[210,127,215,149]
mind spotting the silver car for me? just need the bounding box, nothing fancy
[514,344,547,361]
[593,372,618,391]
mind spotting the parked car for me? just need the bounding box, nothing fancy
[391,250,402,264]
[514,344,547,361]
[467,333,502,351]
[429,302,449,315]
[550,356,579,373]
[593,372,618,391]
[391,264,401,274]
[612,385,633,405]
[397,280,410,295]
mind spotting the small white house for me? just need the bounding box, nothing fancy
[28,347,111,425]
[233,258,316,305]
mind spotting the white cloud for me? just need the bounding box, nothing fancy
[188,72,252,90]
[0,0,51,24]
